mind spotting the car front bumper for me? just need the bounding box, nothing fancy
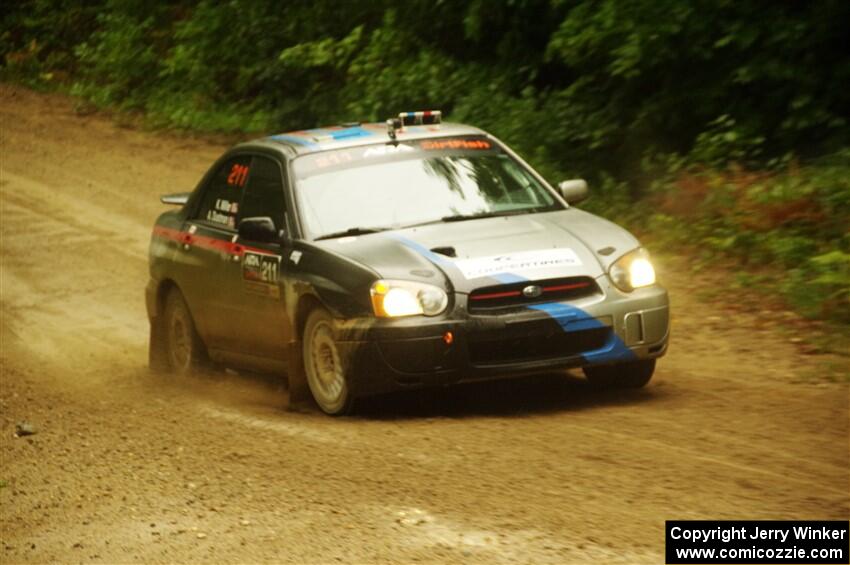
[335,278,670,397]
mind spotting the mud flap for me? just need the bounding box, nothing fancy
[148,317,169,372]
[285,340,315,411]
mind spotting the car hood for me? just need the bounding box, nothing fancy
[315,208,640,293]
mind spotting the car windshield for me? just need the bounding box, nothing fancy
[292,136,562,240]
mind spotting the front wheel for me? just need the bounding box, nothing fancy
[303,308,354,415]
[583,359,656,388]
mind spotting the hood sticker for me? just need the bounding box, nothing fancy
[453,248,582,280]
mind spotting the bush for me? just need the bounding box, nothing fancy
[645,151,850,322]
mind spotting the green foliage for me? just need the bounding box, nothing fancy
[4,0,848,167]
[806,251,850,315]
[544,0,849,183]
[0,0,100,85]
[72,7,160,108]
[645,151,850,322]
[690,115,765,168]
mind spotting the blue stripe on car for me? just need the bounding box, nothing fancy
[329,126,373,140]
[528,302,636,364]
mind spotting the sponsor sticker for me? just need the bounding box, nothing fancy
[242,251,282,299]
[453,248,582,280]
[420,139,492,151]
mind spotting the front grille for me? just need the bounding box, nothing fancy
[467,276,599,313]
[468,323,611,365]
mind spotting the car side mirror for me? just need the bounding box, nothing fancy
[238,217,278,243]
[558,179,589,205]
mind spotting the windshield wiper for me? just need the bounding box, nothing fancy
[399,208,549,229]
[375,205,560,231]
[313,226,391,241]
[440,207,553,223]
[441,211,511,222]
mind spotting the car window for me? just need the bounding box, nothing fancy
[194,156,252,230]
[239,156,286,231]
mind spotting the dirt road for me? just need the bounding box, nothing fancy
[1,83,847,564]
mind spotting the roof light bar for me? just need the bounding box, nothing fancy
[386,110,442,140]
[399,111,441,126]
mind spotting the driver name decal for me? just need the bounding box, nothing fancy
[453,249,582,280]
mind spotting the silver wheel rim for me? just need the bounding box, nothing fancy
[307,320,347,412]
[168,308,192,372]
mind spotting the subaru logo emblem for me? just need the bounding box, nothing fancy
[522,285,543,298]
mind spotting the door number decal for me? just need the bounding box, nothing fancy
[242,251,282,299]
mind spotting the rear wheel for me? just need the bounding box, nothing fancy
[583,359,656,388]
[163,289,207,374]
[303,308,353,415]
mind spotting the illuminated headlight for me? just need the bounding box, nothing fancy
[609,248,656,292]
[370,280,449,318]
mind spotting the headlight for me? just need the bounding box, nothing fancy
[608,248,656,292]
[370,280,449,318]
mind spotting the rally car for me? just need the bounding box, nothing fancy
[147,111,669,415]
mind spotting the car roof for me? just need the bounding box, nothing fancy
[235,121,489,158]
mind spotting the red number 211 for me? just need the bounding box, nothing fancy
[227,164,249,187]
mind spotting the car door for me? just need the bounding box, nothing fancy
[175,154,251,352]
[227,154,292,361]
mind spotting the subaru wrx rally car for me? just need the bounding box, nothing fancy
[147,111,669,415]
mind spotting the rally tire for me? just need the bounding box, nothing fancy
[303,308,354,416]
[163,289,208,374]
[583,359,656,388]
